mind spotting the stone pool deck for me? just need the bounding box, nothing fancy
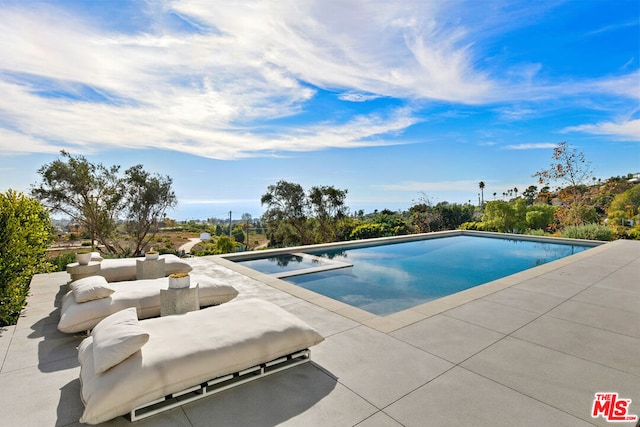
[0,239,638,426]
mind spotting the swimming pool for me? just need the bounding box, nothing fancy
[231,233,595,316]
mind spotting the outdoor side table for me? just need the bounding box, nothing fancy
[160,284,199,316]
[136,258,165,280]
[66,261,101,283]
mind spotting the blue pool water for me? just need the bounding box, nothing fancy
[238,253,332,275]
[236,235,591,315]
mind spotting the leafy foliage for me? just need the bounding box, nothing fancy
[0,190,54,326]
[122,165,177,255]
[561,224,613,241]
[261,180,348,246]
[32,151,122,252]
[33,151,176,256]
[608,185,640,224]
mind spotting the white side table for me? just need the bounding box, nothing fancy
[66,261,101,282]
[136,258,165,280]
[160,284,199,316]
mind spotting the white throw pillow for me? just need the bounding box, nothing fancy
[71,276,115,303]
[91,307,149,374]
[90,252,104,262]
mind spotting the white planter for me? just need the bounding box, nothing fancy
[168,275,190,289]
[76,252,92,265]
[145,252,159,260]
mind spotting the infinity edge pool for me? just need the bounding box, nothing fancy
[216,230,604,333]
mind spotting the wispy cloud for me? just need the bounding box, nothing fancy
[338,92,382,102]
[562,119,640,141]
[0,0,636,161]
[587,19,638,36]
[504,143,558,150]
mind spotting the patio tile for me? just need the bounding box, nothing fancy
[512,276,590,299]
[443,298,539,334]
[462,337,640,426]
[313,326,453,408]
[482,287,565,313]
[512,316,640,376]
[282,300,360,337]
[385,366,590,427]
[182,363,377,427]
[355,411,403,427]
[0,357,82,427]
[593,263,640,294]
[542,261,618,286]
[573,286,640,314]
[548,299,640,338]
[0,325,15,371]
[391,315,505,364]
[1,320,81,373]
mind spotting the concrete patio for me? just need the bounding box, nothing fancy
[0,239,638,426]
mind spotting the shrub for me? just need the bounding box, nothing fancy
[561,223,613,241]
[350,223,384,240]
[50,252,77,272]
[0,190,54,326]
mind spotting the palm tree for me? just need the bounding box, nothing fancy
[478,181,485,207]
[513,187,519,199]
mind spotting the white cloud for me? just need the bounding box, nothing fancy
[504,143,558,150]
[0,0,637,161]
[338,92,382,102]
[562,119,640,141]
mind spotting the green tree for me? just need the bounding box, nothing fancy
[261,180,348,246]
[122,165,177,256]
[525,204,556,230]
[261,180,310,246]
[32,151,122,252]
[608,185,640,225]
[232,226,245,244]
[522,185,538,205]
[308,185,348,242]
[215,236,235,254]
[32,152,177,256]
[0,190,54,326]
[482,200,517,232]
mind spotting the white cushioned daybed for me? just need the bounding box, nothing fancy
[98,254,192,282]
[78,299,324,425]
[58,274,238,333]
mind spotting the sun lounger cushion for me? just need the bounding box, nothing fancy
[58,274,238,333]
[70,276,115,303]
[78,299,324,424]
[91,307,149,374]
[98,254,192,282]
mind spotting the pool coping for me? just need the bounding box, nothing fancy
[216,230,605,333]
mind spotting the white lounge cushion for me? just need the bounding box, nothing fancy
[98,254,192,282]
[91,308,149,374]
[58,274,238,333]
[70,276,115,303]
[78,299,324,425]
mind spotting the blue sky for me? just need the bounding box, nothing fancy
[0,0,638,221]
